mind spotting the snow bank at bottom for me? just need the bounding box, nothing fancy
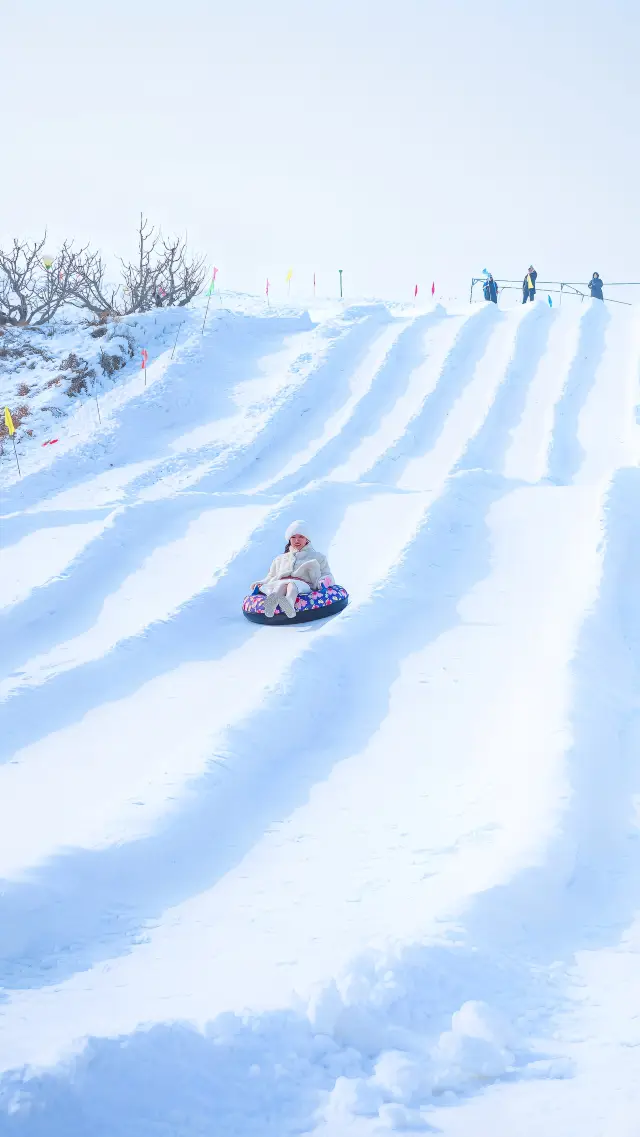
[1,947,573,1137]
[306,957,573,1134]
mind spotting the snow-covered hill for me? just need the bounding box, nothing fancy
[0,294,639,1136]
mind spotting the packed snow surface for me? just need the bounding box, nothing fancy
[0,294,639,1135]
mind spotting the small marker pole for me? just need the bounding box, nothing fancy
[4,407,20,476]
[171,320,184,360]
[201,267,218,333]
[201,289,212,333]
[11,435,21,477]
[339,269,343,299]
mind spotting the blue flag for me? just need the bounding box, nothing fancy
[548,295,553,307]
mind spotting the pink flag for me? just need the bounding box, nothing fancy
[414,284,418,298]
[266,278,270,296]
[213,266,218,281]
[431,281,435,296]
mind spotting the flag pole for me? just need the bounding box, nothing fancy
[171,320,184,360]
[339,269,343,299]
[201,288,213,333]
[4,407,20,476]
[11,435,21,477]
[201,267,217,334]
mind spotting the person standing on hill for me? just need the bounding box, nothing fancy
[589,272,604,300]
[522,265,537,303]
[483,274,498,304]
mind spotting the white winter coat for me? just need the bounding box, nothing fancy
[258,544,333,592]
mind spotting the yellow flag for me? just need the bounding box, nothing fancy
[4,407,15,436]
[286,268,293,283]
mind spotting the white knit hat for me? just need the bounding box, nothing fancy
[285,519,310,542]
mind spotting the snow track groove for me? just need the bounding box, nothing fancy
[0,298,638,1136]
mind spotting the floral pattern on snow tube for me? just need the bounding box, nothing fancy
[242,585,349,625]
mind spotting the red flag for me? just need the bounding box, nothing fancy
[431,282,435,296]
[42,438,59,447]
[141,349,148,370]
[414,284,418,298]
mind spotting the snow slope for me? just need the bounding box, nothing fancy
[0,294,639,1136]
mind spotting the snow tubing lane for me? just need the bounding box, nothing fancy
[242,585,349,626]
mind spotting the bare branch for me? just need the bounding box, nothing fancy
[0,219,207,326]
[0,235,86,326]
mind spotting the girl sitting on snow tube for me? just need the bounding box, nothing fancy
[254,520,333,619]
[243,520,348,623]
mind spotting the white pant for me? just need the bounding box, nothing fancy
[261,579,311,596]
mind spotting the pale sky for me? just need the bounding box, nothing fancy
[1,0,638,302]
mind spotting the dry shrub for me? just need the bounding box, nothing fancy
[67,373,89,397]
[60,352,81,371]
[17,382,31,396]
[0,403,29,437]
[0,339,51,364]
[100,351,125,377]
[45,375,63,388]
[56,350,96,397]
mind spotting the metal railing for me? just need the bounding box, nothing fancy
[470,278,635,306]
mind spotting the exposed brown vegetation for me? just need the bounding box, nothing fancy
[99,351,125,377]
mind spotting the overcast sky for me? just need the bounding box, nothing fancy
[1,0,637,302]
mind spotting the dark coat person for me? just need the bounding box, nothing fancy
[483,275,498,304]
[522,266,537,303]
[589,273,604,300]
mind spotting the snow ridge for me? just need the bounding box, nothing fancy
[0,295,639,1136]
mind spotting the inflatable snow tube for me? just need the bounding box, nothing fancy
[242,585,349,626]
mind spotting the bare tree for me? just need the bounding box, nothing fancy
[153,234,207,308]
[118,215,163,313]
[117,215,206,313]
[67,249,123,319]
[0,219,207,326]
[0,235,80,326]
